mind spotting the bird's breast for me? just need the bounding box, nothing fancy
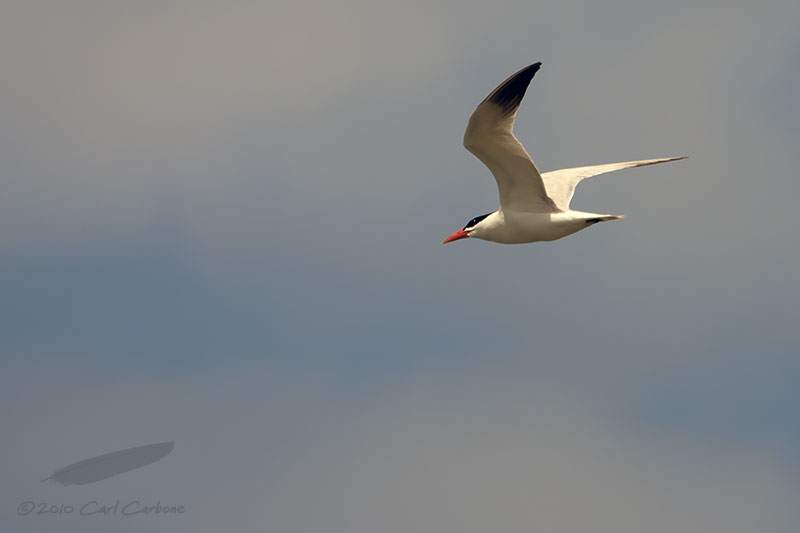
[476,211,587,244]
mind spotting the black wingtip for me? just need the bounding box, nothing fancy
[487,62,542,115]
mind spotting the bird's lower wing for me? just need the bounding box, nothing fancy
[463,63,558,213]
[542,157,686,211]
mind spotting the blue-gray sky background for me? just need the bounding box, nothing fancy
[3,1,799,531]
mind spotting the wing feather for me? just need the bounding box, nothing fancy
[463,63,558,213]
[542,157,687,210]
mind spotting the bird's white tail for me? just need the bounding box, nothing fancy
[585,215,623,224]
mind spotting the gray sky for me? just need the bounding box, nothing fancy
[2,1,800,531]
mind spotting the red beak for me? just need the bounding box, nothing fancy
[442,229,469,244]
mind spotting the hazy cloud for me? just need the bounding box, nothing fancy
[3,364,799,532]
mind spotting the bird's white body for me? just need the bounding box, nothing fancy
[468,210,621,244]
[443,62,685,245]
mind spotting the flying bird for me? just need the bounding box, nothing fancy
[442,62,685,245]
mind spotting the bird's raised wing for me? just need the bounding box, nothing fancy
[463,63,558,213]
[542,157,687,211]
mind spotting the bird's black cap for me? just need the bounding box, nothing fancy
[463,213,492,230]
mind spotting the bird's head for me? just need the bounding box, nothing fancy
[442,213,492,244]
